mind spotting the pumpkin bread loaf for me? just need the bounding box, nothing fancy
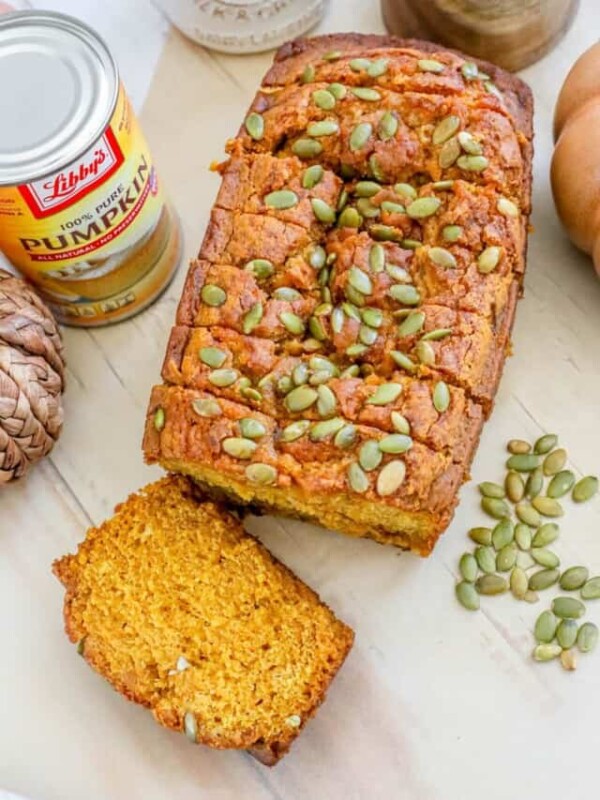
[144,33,533,554]
[53,476,353,765]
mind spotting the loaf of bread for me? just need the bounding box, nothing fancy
[53,476,353,765]
[144,34,533,554]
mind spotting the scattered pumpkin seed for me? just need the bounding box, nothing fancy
[556,619,579,649]
[350,122,373,151]
[367,382,403,406]
[351,86,381,101]
[350,57,372,71]
[532,523,560,548]
[534,433,558,455]
[311,198,336,223]
[456,580,480,610]
[355,181,381,198]
[378,110,398,140]
[331,306,345,334]
[457,154,489,172]
[560,652,577,673]
[279,311,305,336]
[515,501,541,527]
[477,246,502,274]
[245,463,277,485]
[222,437,258,460]
[510,567,529,599]
[525,467,544,499]
[285,385,318,412]
[497,543,517,572]
[492,517,514,550]
[416,340,435,365]
[533,643,562,662]
[433,381,450,413]
[359,439,383,472]
[581,577,600,600]
[389,284,421,305]
[386,263,411,282]
[475,545,496,574]
[572,476,599,503]
[362,307,383,328]
[508,439,531,454]
[309,417,345,442]
[368,58,389,78]
[479,481,506,499]
[459,553,478,583]
[245,112,264,141]
[334,424,357,449]
[208,368,238,387]
[348,462,369,493]
[505,471,525,503]
[377,460,406,496]
[322,50,341,61]
[438,137,461,168]
[348,266,373,295]
[328,82,347,99]
[497,197,519,217]
[461,61,479,80]
[559,566,589,592]
[390,412,411,435]
[457,130,483,155]
[417,58,444,73]
[381,200,406,215]
[356,198,380,219]
[577,622,599,653]
[547,470,575,499]
[184,711,197,743]
[469,526,492,546]
[552,596,586,619]
[369,154,385,181]
[532,496,564,518]
[391,350,417,372]
[302,164,325,190]
[346,342,368,357]
[514,523,532,551]
[317,384,337,417]
[506,453,540,472]
[524,590,540,604]
[476,574,508,595]
[301,64,315,83]
[192,398,222,417]
[393,183,417,201]
[370,224,402,242]
[531,548,560,569]
[428,246,457,269]
[308,316,327,341]
[281,419,310,442]
[432,115,461,145]
[307,119,340,137]
[529,569,560,592]
[421,328,452,342]
[292,138,323,158]
[242,302,263,334]
[312,88,336,110]
[379,433,412,454]
[481,496,510,520]
[406,196,442,219]
[265,189,299,209]
[534,610,558,643]
[442,224,463,242]
[153,407,165,431]
[245,258,274,279]
[239,418,266,439]
[307,246,326,269]
[201,284,227,307]
[543,448,567,476]
[273,287,302,302]
[292,363,309,386]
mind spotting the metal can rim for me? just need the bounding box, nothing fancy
[0,10,120,186]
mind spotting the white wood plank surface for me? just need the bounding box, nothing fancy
[2,2,600,799]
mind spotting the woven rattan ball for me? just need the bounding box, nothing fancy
[0,269,65,484]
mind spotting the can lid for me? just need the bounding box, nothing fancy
[0,11,118,185]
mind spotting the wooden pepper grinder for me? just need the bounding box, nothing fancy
[381,0,580,71]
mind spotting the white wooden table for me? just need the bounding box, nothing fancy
[2,2,600,798]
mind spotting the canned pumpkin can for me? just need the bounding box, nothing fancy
[0,11,181,326]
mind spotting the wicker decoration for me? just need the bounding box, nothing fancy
[0,269,65,484]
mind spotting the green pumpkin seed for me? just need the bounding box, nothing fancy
[457,130,483,155]
[245,463,277,485]
[317,384,337,417]
[508,439,531,454]
[292,138,324,158]
[525,467,544,499]
[285,385,318,412]
[532,496,564,518]
[327,82,347,99]
[461,61,479,80]
[510,567,529,599]
[389,284,421,305]
[485,80,502,99]
[581,577,600,600]
[381,201,406,215]
[531,548,560,569]
[524,589,540,603]
[542,448,567,476]
[428,246,457,269]
[307,119,340,137]
[433,381,450,413]
[308,316,327,341]
[237,377,251,390]
[369,154,385,181]
[547,470,575,498]
[469,526,492,546]
[361,307,383,329]
[281,419,310,442]
[391,350,417,372]
[492,517,514,550]
[245,258,274,279]
[356,198,380,219]
[552,596,586,619]
[442,225,463,243]
[192,398,222,418]
[273,287,302,302]
[331,306,345,334]
[338,206,362,228]
[386,263,411,282]
[368,58,389,78]
[265,189,298,209]
[153,407,165,431]
[245,112,264,141]
[394,183,417,200]
[475,545,496,574]
[533,643,562,662]
[390,412,410,435]
[208,368,238,387]
[406,197,442,219]
[533,433,557,454]
[334,424,357,449]
[199,347,227,369]
[355,181,381,198]
[459,553,478,583]
[397,311,425,337]
[338,187,349,210]
[222,437,257,459]
[308,245,327,270]
[310,355,338,375]
[348,462,369,493]
[376,460,406,496]
[431,180,455,191]
[432,115,461,145]
[476,574,508,595]
[421,328,452,342]
[242,302,263,334]
[416,340,435,366]
[572,475,599,503]
[351,86,381,101]
[301,63,315,83]
[201,284,227,307]
[312,89,336,110]
[481,497,510,520]
[497,543,517,572]
[506,453,540,472]
[457,154,489,172]
[497,197,519,217]
[302,164,325,189]
[529,569,560,592]
[379,433,412,454]
[378,110,398,140]
[359,439,383,472]
[479,481,506,499]
[559,566,589,591]
[505,471,525,503]
[322,50,342,61]
[184,711,197,743]
[340,365,360,378]
[417,58,445,73]
[350,122,373,151]
[346,342,368,357]
[292,363,309,386]
[279,311,305,335]
[239,418,266,439]
[278,377,294,396]
[350,57,372,71]
[309,417,345,442]
[367,382,403,406]
[456,580,480,610]
[532,523,560,548]
[370,224,402,242]
[514,523,532,551]
[515,501,541,527]
[347,266,372,295]
[534,610,558,643]
[310,197,336,223]
[438,137,461,168]
[477,246,502,274]
[577,622,599,653]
